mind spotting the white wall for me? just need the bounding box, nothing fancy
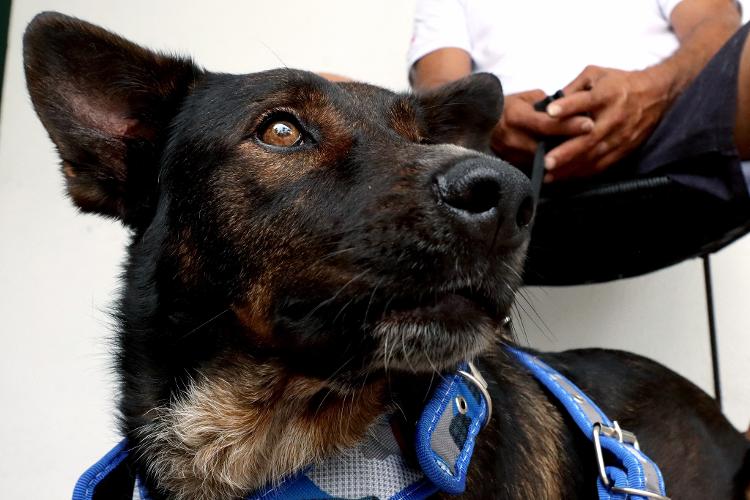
[0,2,747,498]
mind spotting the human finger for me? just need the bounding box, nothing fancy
[523,109,594,136]
[546,119,628,181]
[562,65,605,94]
[517,89,548,103]
[543,134,597,180]
[506,98,594,136]
[491,124,538,161]
[546,90,600,119]
[591,147,626,173]
[548,93,629,168]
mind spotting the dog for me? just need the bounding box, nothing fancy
[24,12,750,500]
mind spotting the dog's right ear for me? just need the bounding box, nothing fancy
[24,12,202,226]
[416,73,503,152]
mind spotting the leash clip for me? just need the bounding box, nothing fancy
[457,362,492,428]
[593,422,671,500]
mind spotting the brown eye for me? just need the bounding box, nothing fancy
[260,120,302,147]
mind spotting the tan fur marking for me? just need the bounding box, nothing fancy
[388,100,420,142]
[231,286,274,340]
[138,357,386,500]
[62,161,77,178]
[170,227,204,287]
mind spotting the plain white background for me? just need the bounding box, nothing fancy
[0,1,747,498]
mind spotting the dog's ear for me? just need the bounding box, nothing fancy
[24,12,202,226]
[416,73,503,151]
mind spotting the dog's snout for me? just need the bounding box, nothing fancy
[438,164,503,215]
[435,157,534,243]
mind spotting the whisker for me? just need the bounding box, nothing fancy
[383,334,389,374]
[502,261,525,283]
[180,309,229,339]
[510,302,527,345]
[517,288,553,340]
[332,298,355,324]
[311,246,358,266]
[362,278,383,329]
[313,355,357,419]
[486,213,503,256]
[424,350,446,384]
[256,39,288,68]
[313,387,335,419]
[303,268,370,320]
[513,294,549,344]
[401,330,417,373]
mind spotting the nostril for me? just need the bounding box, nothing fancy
[441,176,502,215]
[516,195,535,228]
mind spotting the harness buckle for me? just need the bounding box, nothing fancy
[457,362,492,428]
[592,422,671,500]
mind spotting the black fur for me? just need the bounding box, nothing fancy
[24,12,749,500]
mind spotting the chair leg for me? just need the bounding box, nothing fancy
[702,255,722,408]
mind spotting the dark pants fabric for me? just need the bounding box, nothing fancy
[623,21,750,200]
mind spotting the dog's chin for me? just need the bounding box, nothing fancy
[370,293,504,373]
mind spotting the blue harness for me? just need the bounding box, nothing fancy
[73,349,669,500]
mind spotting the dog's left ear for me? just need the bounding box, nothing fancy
[24,12,202,227]
[416,73,503,152]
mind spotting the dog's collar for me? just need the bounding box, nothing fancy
[245,361,491,500]
[74,361,491,500]
[73,349,669,500]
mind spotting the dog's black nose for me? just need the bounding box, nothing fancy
[435,157,534,243]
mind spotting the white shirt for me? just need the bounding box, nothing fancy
[407,0,688,95]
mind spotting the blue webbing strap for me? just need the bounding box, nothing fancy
[250,361,488,499]
[74,368,489,500]
[75,350,669,500]
[507,347,669,500]
[72,439,130,500]
[415,361,489,495]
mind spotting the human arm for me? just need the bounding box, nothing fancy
[318,72,353,82]
[410,47,472,90]
[543,0,742,181]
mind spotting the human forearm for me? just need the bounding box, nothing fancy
[541,0,743,179]
[647,0,741,106]
[410,48,472,91]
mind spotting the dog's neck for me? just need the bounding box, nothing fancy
[118,257,585,499]
[129,346,589,500]
[134,354,388,500]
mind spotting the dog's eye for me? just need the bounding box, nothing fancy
[260,120,302,147]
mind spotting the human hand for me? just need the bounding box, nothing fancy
[491,89,594,168]
[543,65,672,181]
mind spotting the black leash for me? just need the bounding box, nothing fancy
[531,142,547,204]
[529,90,565,203]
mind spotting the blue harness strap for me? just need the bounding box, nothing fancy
[72,439,131,500]
[507,347,669,500]
[414,362,490,495]
[75,348,669,500]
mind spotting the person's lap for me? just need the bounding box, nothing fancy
[610,22,750,201]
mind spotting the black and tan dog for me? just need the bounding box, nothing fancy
[24,12,749,500]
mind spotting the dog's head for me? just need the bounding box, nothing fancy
[25,11,533,379]
[25,11,533,498]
